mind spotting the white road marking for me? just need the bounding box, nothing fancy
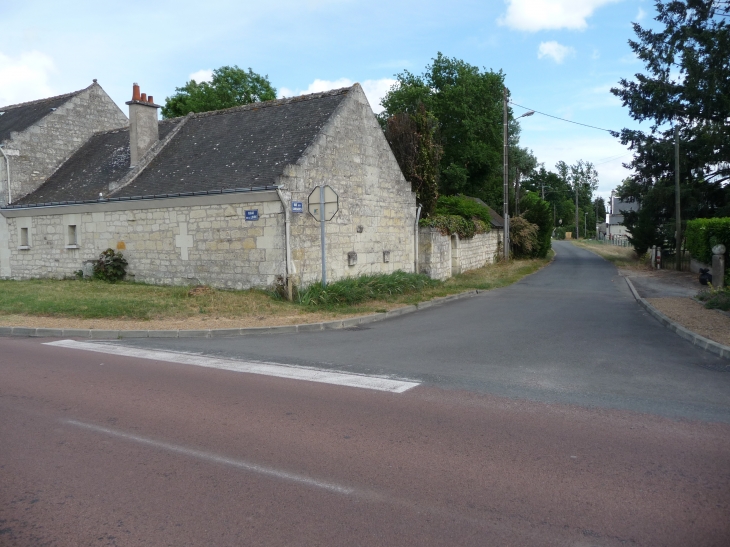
[45,340,420,393]
[64,419,353,495]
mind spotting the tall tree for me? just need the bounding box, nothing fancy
[610,0,730,250]
[380,53,521,207]
[162,66,277,118]
[384,104,442,216]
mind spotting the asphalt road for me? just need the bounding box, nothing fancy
[120,241,730,422]
[2,241,730,546]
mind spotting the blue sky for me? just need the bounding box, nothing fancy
[0,0,659,200]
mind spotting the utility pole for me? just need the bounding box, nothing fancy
[515,172,521,216]
[503,87,509,260]
[575,179,579,239]
[675,126,682,270]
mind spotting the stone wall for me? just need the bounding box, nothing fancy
[457,230,501,272]
[0,83,128,206]
[418,227,501,281]
[418,228,452,281]
[277,85,418,286]
[0,192,286,289]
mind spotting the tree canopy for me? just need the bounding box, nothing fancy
[610,0,730,251]
[380,53,528,208]
[161,66,277,119]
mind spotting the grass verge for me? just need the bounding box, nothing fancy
[569,239,646,270]
[0,254,552,324]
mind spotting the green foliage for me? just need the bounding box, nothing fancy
[161,65,277,118]
[298,271,440,307]
[554,227,567,240]
[419,215,488,239]
[380,53,520,205]
[610,1,730,234]
[685,217,730,264]
[384,104,442,216]
[93,249,128,283]
[697,286,730,311]
[509,216,540,258]
[520,192,552,258]
[434,195,493,224]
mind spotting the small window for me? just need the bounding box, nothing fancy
[20,227,29,247]
[67,225,77,246]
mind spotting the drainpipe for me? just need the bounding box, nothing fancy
[0,145,10,205]
[414,205,422,274]
[275,187,294,301]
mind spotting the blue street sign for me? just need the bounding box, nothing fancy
[292,201,303,213]
[245,210,259,221]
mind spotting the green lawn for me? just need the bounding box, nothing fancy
[0,254,552,321]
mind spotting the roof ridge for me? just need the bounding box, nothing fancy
[188,85,353,120]
[0,82,94,111]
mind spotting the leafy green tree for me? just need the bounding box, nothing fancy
[610,0,730,248]
[384,104,442,216]
[593,197,607,222]
[380,53,520,207]
[162,66,277,118]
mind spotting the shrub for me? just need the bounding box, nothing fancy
[685,218,730,264]
[520,192,552,258]
[419,215,489,239]
[510,216,540,258]
[298,271,440,307]
[93,248,128,283]
[434,195,493,224]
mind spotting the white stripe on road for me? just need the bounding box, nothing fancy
[45,340,419,393]
[64,419,354,495]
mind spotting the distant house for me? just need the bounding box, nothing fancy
[0,82,418,290]
[598,195,639,239]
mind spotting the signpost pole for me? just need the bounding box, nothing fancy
[320,184,326,287]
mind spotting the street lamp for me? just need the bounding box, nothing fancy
[503,86,534,260]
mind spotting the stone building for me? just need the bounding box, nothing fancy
[0,82,420,291]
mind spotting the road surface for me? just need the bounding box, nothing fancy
[2,241,729,546]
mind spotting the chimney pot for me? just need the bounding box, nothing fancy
[147,95,154,104]
[140,93,147,102]
[132,83,140,101]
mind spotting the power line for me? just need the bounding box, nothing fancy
[509,101,617,133]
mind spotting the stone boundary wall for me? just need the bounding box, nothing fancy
[418,228,452,281]
[457,231,500,273]
[418,227,501,280]
[0,197,286,289]
[0,84,128,206]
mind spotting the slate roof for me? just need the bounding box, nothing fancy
[11,87,351,207]
[0,86,88,143]
[14,120,181,205]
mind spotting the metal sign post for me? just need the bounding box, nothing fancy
[308,185,339,287]
[320,185,326,286]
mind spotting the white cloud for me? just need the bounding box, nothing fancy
[188,69,213,83]
[636,7,646,21]
[278,77,396,114]
[0,51,56,107]
[499,0,621,32]
[537,41,575,63]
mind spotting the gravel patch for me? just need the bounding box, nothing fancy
[646,297,730,347]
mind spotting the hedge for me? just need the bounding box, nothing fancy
[685,218,730,264]
[419,215,489,239]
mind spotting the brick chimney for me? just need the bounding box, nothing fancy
[125,83,161,167]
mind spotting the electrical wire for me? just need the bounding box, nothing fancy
[509,101,617,133]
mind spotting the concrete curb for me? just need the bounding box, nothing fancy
[0,288,484,340]
[625,276,730,360]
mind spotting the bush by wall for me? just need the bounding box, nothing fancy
[419,215,488,238]
[685,218,730,264]
[433,195,493,224]
[93,248,128,282]
[520,192,552,258]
